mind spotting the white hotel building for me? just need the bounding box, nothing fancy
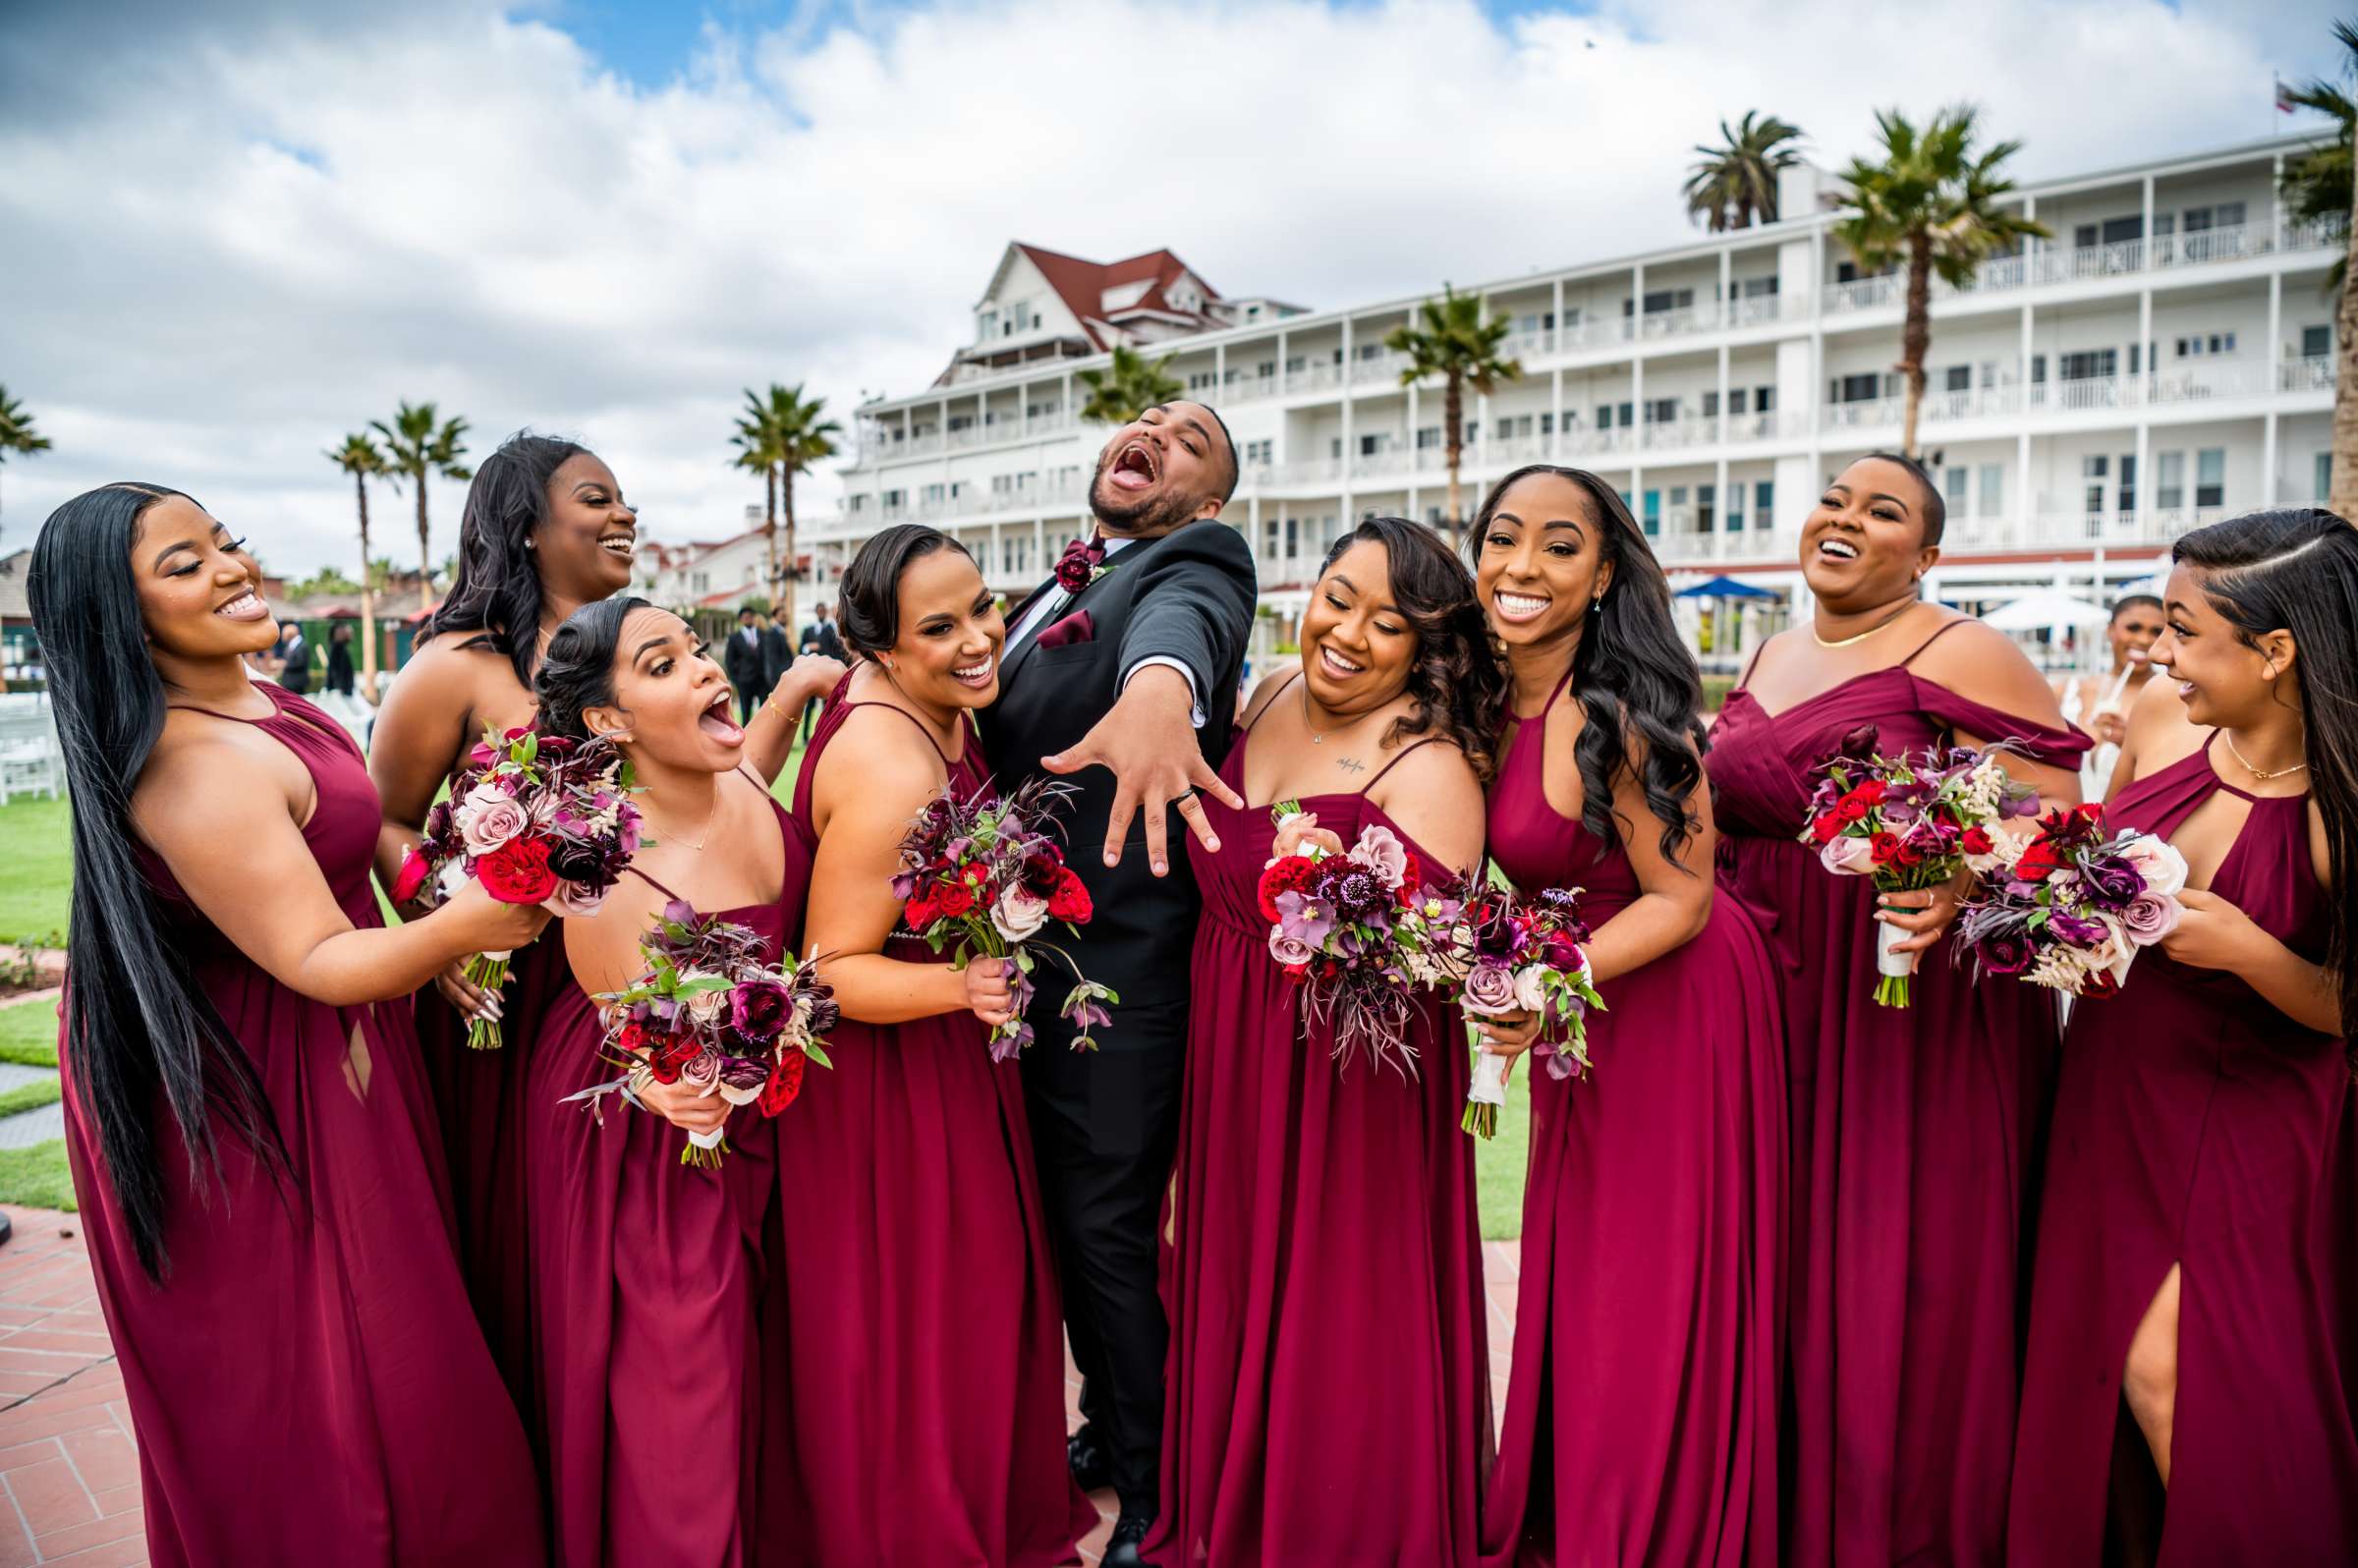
[810,131,2346,662]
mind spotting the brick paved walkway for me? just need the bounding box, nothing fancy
[0,1208,1523,1566]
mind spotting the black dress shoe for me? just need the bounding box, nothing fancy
[1102,1512,1152,1568]
[1067,1427,1113,1492]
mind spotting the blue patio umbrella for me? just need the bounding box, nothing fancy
[1673,575,1779,600]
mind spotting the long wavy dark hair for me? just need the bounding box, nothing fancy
[427,431,591,689]
[2172,507,2358,1037]
[1469,466,1707,863]
[534,595,651,740]
[28,484,291,1280]
[1317,516,1508,782]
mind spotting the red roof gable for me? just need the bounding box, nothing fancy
[1010,243,1223,352]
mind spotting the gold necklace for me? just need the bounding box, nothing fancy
[1811,603,1916,649]
[648,784,722,852]
[2222,730,2309,783]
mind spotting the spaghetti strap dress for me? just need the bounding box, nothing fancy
[61,685,544,1567]
[522,789,802,1567]
[1706,620,2090,1566]
[2006,737,2358,1563]
[1479,666,1786,1568]
[758,678,1093,1568]
[1151,694,1490,1568]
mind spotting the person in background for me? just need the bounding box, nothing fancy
[325,621,357,698]
[725,604,769,722]
[796,601,846,743]
[2053,591,2163,800]
[273,619,310,695]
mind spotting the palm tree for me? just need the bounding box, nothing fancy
[1077,345,1184,424]
[369,402,473,613]
[2282,20,2358,519]
[0,387,54,550]
[1384,285,1523,547]
[732,384,840,633]
[1833,106,2049,458]
[326,432,388,700]
[1683,112,1806,231]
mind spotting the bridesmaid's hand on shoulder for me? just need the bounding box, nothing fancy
[635,1075,730,1139]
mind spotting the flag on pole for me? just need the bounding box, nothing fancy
[2276,75,2296,115]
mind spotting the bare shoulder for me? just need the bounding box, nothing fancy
[814,702,948,811]
[1371,734,1486,869]
[1910,615,2065,724]
[1241,666,1298,727]
[132,715,289,835]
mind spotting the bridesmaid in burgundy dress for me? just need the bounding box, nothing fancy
[2008,510,2358,1563]
[763,525,1094,1568]
[1706,454,2089,1565]
[519,597,808,1566]
[1467,469,1785,1566]
[1151,517,1494,1567]
[30,483,547,1565]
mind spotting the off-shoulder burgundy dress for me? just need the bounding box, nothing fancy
[1707,620,2089,1565]
[2007,736,2358,1562]
[1151,695,1489,1568]
[1479,667,1786,1567]
[758,683,1093,1568]
[521,788,800,1566]
[62,686,543,1566]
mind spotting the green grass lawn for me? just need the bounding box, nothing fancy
[1472,1059,1532,1241]
[0,996,69,1212]
[0,1144,77,1212]
[0,996,60,1067]
[0,797,72,947]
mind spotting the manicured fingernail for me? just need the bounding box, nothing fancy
[1207,838,1221,852]
[1104,852,1118,867]
[1152,861,1168,875]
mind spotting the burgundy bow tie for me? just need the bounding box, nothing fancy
[1053,534,1106,592]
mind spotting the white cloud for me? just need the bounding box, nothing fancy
[0,0,2342,575]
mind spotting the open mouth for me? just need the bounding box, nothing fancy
[697,691,745,746]
[1815,536,1861,562]
[1108,442,1157,493]
[1317,644,1367,681]
[214,589,270,621]
[598,531,637,561]
[1492,590,1551,624]
[951,654,995,690]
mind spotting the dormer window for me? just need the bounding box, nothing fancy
[978,308,998,342]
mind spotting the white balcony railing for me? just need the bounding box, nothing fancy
[1642,415,1720,451]
[2280,354,2337,392]
[1351,350,1414,386]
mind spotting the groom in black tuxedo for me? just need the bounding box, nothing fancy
[982,400,1256,1564]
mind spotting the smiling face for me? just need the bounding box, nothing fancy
[2109,599,2164,674]
[1475,472,1615,652]
[534,453,640,599]
[1089,401,1233,536]
[1300,538,1416,717]
[1799,457,1938,609]
[2151,564,2297,730]
[588,607,744,773]
[130,496,279,661]
[885,545,1005,711]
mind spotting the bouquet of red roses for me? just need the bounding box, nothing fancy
[562,899,836,1168]
[894,775,1118,1060]
[1258,802,1458,1077]
[1953,802,2188,997]
[1408,876,1608,1138]
[391,723,642,1047]
[1798,724,2039,1008]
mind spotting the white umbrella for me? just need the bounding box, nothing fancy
[1983,590,2114,631]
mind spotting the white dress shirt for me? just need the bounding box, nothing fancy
[1009,533,1205,727]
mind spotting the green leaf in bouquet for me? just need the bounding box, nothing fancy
[800,1038,833,1071]
[673,976,734,998]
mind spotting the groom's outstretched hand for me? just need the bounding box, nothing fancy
[1042,665,1242,876]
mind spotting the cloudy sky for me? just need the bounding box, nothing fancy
[0,0,2344,577]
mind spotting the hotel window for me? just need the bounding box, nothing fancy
[947,415,974,432]
[2083,455,2108,518]
[1727,387,1747,414]
[1942,466,1968,513]
[1188,371,1215,391]
[2195,448,2225,508]
[2318,452,2332,500]
[1356,342,1385,361]
[1978,464,2004,517]
[1011,302,1033,331]
[1702,390,1720,417]
[1258,361,1276,379]
[2304,325,2333,359]
[1360,433,1383,457]
[1646,398,1677,425]
[1832,372,1881,404]
[1285,356,1306,374]
[1417,425,1441,449]
[1286,518,1300,557]
[1427,505,1446,527]
[1755,386,1776,413]
[883,489,905,511]
[1540,412,1556,435]
[1264,519,1281,559]
[1752,480,1773,524]
[2060,350,2116,381]
[1243,439,1273,467]
[922,483,945,505]
[1465,420,1481,445]
[1943,365,1971,393]
[1641,489,1661,535]
[2118,454,2137,515]
[1698,483,1716,532]
[2156,451,2185,510]
[978,309,998,339]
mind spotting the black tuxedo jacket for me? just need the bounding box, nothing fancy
[725,627,767,691]
[981,519,1257,1022]
[759,625,795,686]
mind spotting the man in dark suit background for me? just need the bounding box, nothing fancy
[795,601,848,741]
[758,606,795,700]
[724,604,769,720]
[982,400,1256,1566]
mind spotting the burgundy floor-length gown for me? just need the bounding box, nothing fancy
[61,686,543,1567]
[2007,737,2358,1563]
[758,684,1093,1568]
[1707,621,2089,1566]
[1480,669,1786,1568]
[417,935,554,1412]
[523,792,803,1567]
[1151,712,1490,1568]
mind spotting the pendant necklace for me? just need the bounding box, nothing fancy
[1812,602,1916,650]
[2223,730,2309,783]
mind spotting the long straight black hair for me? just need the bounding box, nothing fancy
[28,484,290,1280]
[2172,507,2358,1037]
[1469,465,1707,863]
[427,431,590,689]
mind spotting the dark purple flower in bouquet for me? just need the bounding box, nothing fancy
[547,834,612,883]
[1019,850,1066,899]
[423,800,454,842]
[805,993,840,1036]
[730,977,794,1043]
[987,1019,1036,1063]
[2079,855,2145,910]
[1542,930,1585,974]
[1330,869,1385,920]
[2046,908,2110,947]
[1977,929,2034,975]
